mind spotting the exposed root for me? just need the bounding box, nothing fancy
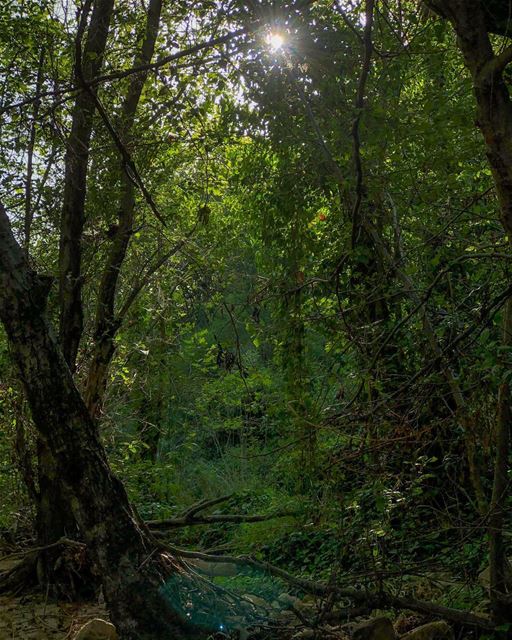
[0,551,38,595]
[159,544,495,634]
[0,538,98,600]
[0,530,497,638]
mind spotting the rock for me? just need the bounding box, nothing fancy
[478,557,512,588]
[394,615,425,636]
[351,616,397,640]
[400,620,453,640]
[292,630,316,639]
[243,593,270,609]
[73,618,118,640]
[189,558,239,577]
[278,592,302,607]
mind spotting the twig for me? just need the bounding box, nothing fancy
[116,233,193,324]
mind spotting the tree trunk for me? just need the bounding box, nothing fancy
[489,298,512,623]
[33,0,115,590]
[432,0,512,241]
[59,0,114,369]
[0,201,201,638]
[430,0,512,624]
[35,440,80,591]
[84,0,163,419]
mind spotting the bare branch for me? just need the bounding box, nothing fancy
[180,494,233,519]
[116,233,192,324]
[147,510,296,530]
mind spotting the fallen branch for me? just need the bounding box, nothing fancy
[147,510,296,530]
[147,494,296,530]
[383,595,494,631]
[160,544,362,600]
[160,545,494,632]
[180,494,233,518]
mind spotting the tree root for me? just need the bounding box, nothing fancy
[162,544,495,633]
[0,538,497,639]
[0,551,38,595]
[0,537,98,599]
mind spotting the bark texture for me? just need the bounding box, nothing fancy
[35,0,116,590]
[59,0,114,370]
[84,0,163,418]
[0,201,201,639]
[489,298,512,622]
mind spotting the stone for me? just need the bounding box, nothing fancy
[73,618,118,640]
[243,593,270,609]
[478,557,512,588]
[400,620,453,640]
[277,592,303,608]
[351,616,397,640]
[188,558,239,577]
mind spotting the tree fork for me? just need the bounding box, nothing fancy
[84,0,163,419]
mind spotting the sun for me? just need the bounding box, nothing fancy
[267,32,285,52]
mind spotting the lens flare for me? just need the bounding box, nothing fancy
[267,32,285,51]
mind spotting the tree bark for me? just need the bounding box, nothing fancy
[0,201,200,639]
[489,298,512,623]
[59,0,114,370]
[35,439,81,591]
[32,0,115,591]
[84,0,163,419]
[431,0,512,241]
[428,0,512,623]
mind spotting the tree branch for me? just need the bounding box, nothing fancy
[147,510,296,530]
[477,45,512,84]
[180,494,233,519]
[115,233,192,325]
[159,544,494,630]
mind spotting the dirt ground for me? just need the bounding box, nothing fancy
[0,594,108,640]
[0,553,109,640]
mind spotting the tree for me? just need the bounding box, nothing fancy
[3,0,512,636]
[0,0,244,633]
[423,0,512,623]
[0,200,202,639]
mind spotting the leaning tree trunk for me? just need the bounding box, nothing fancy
[0,201,201,639]
[489,298,512,623]
[59,0,114,369]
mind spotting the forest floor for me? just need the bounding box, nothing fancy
[0,593,107,640]
[0,555,108,640]
[0,550,488,639]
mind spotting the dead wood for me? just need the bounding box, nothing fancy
[147,494,296,530]
[163,545,495,632]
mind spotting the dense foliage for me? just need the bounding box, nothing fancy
[1,0,512,635]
